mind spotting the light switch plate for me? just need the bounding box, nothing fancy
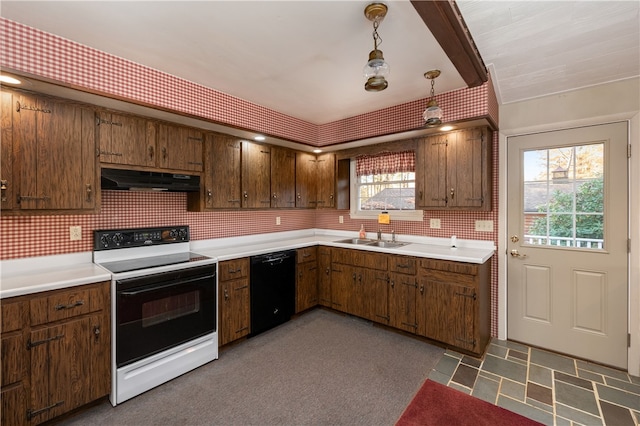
[339,215,344,224]
[475,220,494,232]
[429,218,441,229]
[70,226,82,241]
[276,217,281,225]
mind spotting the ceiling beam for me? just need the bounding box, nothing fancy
[411,0,487,87]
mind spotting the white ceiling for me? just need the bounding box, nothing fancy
[1,1,639,125]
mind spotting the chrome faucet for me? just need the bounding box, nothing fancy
[377,229,382,241]
[391,230,396,242]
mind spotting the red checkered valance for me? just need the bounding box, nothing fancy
[355,150,415,176]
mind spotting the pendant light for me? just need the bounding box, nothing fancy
[423,70,443,126]
[363,3,389,92]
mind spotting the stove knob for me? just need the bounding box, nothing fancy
[112,233,123,245]
[178,228,187,239]
[169,229,178,239]
[100,234,110,247]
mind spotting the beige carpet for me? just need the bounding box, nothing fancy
[61,309,444,425]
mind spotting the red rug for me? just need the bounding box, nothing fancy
[396,379,543,426]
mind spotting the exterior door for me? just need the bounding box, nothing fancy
[507,122,628,369]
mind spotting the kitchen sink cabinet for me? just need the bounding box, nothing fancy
[197,133,242,210]
[296,247,318,313]
[157,123,204,172]
[315,153,336,208]
[96,110,156,168]
[271,146,296,208]
[388,256,418,333]
[416,126,492,211]
[218,258,251,346]
[416,258,491,356]
[242,141,271,208]
[8,90,97,214]
[317,247,332,307]
[295,152,317,208]
[0,281,110,425]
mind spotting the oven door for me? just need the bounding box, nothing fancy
[116,264,216,367]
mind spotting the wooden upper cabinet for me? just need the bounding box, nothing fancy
[157,123,203,172]
[416,126,492,211]
[1,91,15,210]
[96,111,155,168]
[13,91,96,212]
[271,146,296,208]
[316,153,335,208]
[295,152,317,208]
[198,133,242,210]
[241,141,271,208]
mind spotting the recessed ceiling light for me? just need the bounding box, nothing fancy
[0,75,21,85]
[313,149,322,153]
[440,125,454,131]
[254,135,266,141]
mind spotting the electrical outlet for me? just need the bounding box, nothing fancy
[475,220,494,232]
[276,217,281,225]
[70,226,82,241]
[339,215,344,224]
[429,218,441,229]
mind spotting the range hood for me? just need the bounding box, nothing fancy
[101,168,200,192]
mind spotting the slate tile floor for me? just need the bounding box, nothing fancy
[428,338,639,425]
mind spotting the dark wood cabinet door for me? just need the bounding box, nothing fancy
[1,384,27,426]
[29,317,92,423]
[330,264,352,313]
[15,93,96,211]
[241,141,271,208]
[296,261,318,313]
[295,152,316,208]
[218,259,250,347]
[89,311,111,402]
[423,274,477,352]
[316,153,335,208]
[388,272,418,333]
[448,127,490,209]
[416,133,449,208]
[157,123,203,172]
[367,269,390,325]
[1,91,15,210]
[205,134,242,209]
[96,111,155,167]
[271,146,296,208]
[318,247,332,307]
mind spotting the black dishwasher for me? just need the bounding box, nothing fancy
[250,250,296,336]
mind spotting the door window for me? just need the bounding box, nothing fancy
[523,143,604,249]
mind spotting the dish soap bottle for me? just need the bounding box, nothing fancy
[359,224,366,239]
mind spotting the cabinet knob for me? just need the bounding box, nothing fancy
[86,184,92,201]
[162,147,167,160]
[450,188,455,199]
[94,325,101,337]
[1,179,7,190]
[224,288,229,300]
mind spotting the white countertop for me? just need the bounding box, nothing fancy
[1,229,495,299]
[1,252,112,299]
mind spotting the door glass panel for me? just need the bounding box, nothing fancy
[523,143,604,249]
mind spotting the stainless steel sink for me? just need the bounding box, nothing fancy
[365,241,408,248]
[335,238,375,245]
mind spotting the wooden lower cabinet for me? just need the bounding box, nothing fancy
[0,281,110,425]
[218,258,250,346]
[317,247,332,307]
[416,259,491,355]
[296,247,318,313]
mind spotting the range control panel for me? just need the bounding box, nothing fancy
[94,226,190,250]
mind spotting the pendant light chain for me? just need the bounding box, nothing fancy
[372,20,383,50]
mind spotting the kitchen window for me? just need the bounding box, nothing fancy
[350,151,422,221]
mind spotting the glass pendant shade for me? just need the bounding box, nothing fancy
[364,49,389,91]
[423,99,443,126]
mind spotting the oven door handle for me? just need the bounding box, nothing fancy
[118,273,215,297]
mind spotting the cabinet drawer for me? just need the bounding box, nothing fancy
[389,255,416,275]
[332,248,387,270]
[219,258,249,281]
[297,247,317,264]
[30,288,92,326]
[419,258,478,276]
[422,268,477,287]
[1,300,25,333]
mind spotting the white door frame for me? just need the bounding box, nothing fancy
[498,112,639,375]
